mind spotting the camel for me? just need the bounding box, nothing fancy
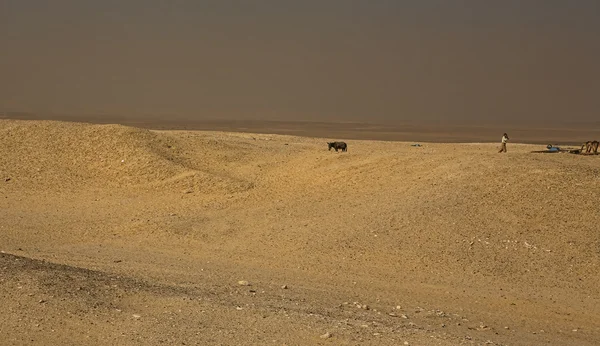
[591,141,599,155]
[581,141,593,154]
[580,141,598,155]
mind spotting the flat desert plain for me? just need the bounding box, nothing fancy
[1,119,599,346]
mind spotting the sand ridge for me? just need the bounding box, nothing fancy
[1,119,600,345]
[0,120,257,194]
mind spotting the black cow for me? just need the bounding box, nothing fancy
[327,141,347,152]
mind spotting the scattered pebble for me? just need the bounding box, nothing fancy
[238,280,250,286]
[281,285,288,289]
[320,332,332,339]
[132,314,141,319]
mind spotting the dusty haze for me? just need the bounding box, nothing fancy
[1,1,599,126]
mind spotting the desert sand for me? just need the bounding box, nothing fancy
[1,119,599,345]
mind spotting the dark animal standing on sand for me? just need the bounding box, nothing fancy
[328,142,347,152]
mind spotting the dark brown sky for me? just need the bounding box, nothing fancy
[1,1,599,126]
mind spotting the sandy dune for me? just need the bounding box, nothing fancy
[1,119,599,345]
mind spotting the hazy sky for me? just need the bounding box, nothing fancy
[1,1,599,125]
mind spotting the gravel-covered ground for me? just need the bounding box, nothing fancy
[1,119,599,345]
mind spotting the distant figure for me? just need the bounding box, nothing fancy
[328,141,347,152]
[498,133,509,153]
[592,141,599,155]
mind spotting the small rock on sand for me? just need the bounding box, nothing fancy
[320,332,332,339]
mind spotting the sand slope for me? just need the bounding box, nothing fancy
[0,120,254,193]
[1,119,599,345]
